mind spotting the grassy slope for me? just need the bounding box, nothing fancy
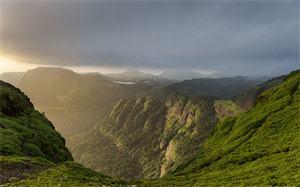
[0,81,72,163]
[0,156,54,184]
[0,79,126,186]
[140,70,300,186]
[5,159,124,187]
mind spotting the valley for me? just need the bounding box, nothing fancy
[0,69,299,186]
[2,66,297,183]
[2,67,261,179]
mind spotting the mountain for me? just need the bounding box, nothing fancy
[18,67,82,107]
[0,72,25,86]
[69,70,300,183]
[70,95,220,179]
[67,75,257,180]
[106,69,157,81]
[17,67,146,137]
[0,69,298,186]
[159,70,203,80]
[70,82,247,179]
[0,80,73,183]
[0,80,123,186]
[141,69,300,186]
[163,76,259,99]
[0,80,72,162]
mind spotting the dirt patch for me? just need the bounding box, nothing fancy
[0,161,49,184]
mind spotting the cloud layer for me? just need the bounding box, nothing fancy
[1,1,299,75]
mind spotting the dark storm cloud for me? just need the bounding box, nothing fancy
[0,0,299,75]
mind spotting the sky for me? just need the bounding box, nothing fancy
[0,0,299,76]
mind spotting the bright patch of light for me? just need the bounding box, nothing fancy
[0,56,41,73]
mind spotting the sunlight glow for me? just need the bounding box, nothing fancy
[0,56,216,76]
[0,56,40,73]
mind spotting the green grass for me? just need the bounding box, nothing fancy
[5,160,125,187]
[139,70,300,186]
[214,100,243,119]
[0,156,55,184]
[0,81,73,163]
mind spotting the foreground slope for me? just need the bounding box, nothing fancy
[0,80,122,186]
[0,80,72,162]
[141,70,300,186]
[2,157,123,187]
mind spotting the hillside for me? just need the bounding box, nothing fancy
[235,75,285,110]
[0,80,72,183]
[163,76,259,99]
[141,70,300,186]
[0,80,124,186]
[70,93,244,179]
[17,67,150,137]
[68,75,261,180]
[0,80,72,162]
[1,156,123,186]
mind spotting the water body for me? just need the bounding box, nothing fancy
[113,81,135,85]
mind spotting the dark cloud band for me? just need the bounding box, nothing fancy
[0,1,298,75]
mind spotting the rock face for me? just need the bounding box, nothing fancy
[71,94,218,179]
[69,75,259,179]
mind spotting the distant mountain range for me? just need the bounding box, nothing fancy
[162,76,260,99]
[106,69,207,81]
[1,68,271,86]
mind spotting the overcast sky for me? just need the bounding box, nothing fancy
[0,0,299,76]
